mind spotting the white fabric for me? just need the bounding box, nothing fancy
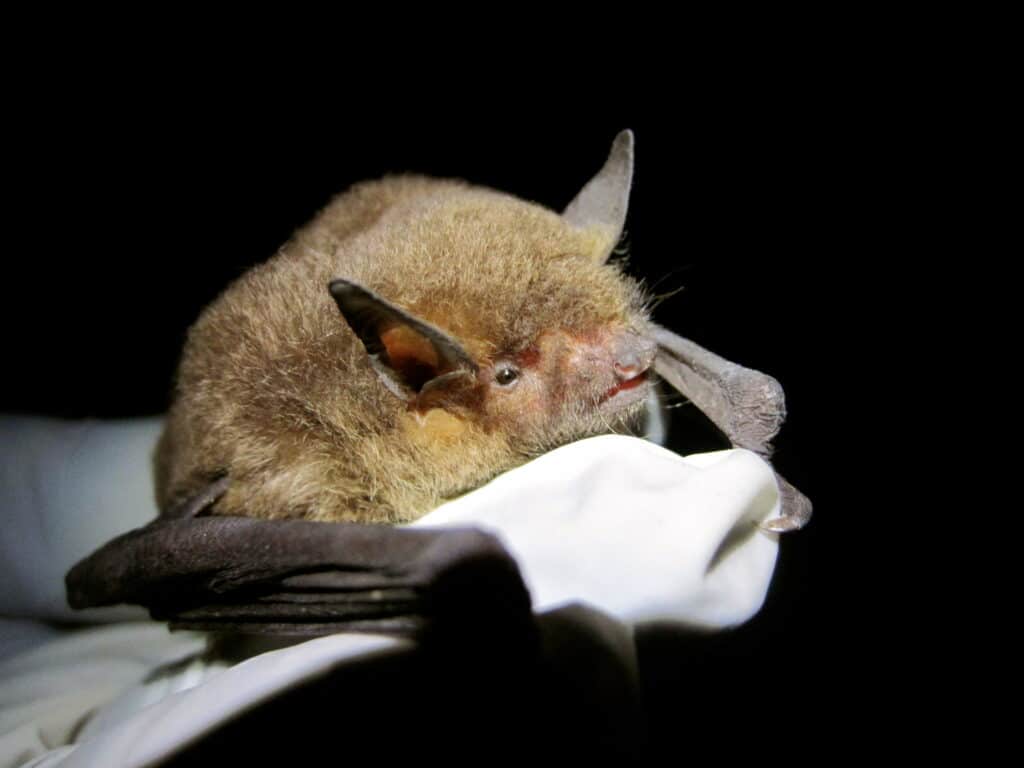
[0,416,160,623]
[0,624,209,768]
[61,633,409,768]
[0,625,408,768]
[413,435,780,628]
[0,417,782,767]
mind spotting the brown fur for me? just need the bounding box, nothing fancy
[154,175,652,523]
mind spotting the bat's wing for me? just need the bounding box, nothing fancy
[651,325,812,532]
[66,482,533,636]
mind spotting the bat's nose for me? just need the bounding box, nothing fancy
[612,332,657,381]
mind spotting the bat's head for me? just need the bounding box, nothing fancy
[157,131,656,522]
[330,131,655,461]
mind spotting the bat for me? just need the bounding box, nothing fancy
[67,130,809,634]
[152,130,808,529]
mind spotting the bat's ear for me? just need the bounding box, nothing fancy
[329,279,479,404]
[562,129,634,264]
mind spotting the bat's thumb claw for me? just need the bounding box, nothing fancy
[760,473,812,532]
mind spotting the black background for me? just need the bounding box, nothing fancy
[4,82,890,755]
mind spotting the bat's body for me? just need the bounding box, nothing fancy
[70,131,809,634]
[155,139,654,523]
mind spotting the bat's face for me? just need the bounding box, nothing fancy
[472,323,657,453]
[329,185,655,461]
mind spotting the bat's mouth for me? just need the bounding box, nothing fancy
[599,371,650,410]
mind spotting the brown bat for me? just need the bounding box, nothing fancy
[68,131,809,634]
[153,130,809,531]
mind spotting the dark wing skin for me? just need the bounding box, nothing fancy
[651,324,812,532]
[66,484,533,637]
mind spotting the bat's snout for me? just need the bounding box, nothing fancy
[612,332,657,382]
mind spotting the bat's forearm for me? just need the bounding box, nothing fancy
[651,325,811,531]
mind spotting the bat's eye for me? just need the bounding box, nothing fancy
[494,363,520,387]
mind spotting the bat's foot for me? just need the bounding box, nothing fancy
[760,474,812,532]
[165,475,230,519]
